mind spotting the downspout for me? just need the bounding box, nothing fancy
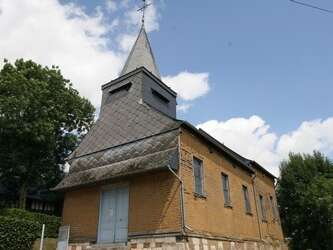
[251,173,263,240]
[166,130,188,236]
[167,164,186,236]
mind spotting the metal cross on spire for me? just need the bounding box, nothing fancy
[137,0,151,26]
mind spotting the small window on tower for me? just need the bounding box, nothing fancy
[151,89,169,105]
[106,82,132,104]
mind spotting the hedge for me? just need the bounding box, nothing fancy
[0,216,40,250]
[0,208,61,238]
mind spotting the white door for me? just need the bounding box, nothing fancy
[98,185,129,243]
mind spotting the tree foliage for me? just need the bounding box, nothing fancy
[277,151,333,250]
[0,59,95,208]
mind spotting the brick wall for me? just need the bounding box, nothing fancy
[128,171,181,235]
[62,185,100,242]
[253,168,285,240]
[62,127,285,246]
[180,127,285,242]
[62,171,182,242]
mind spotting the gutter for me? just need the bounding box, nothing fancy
[179,121,255,174]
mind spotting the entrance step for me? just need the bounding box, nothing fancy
[87,243,129,250]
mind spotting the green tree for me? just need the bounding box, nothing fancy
[277,151,333,250]
[0,59,95,209]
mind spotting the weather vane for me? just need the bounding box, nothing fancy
[137,0,151,26]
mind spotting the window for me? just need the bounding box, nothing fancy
[221,173,231,206]
[193,157,204,195]
[242,185,251,214]
[152,89,170,105]
[270,196,278,220]
[109,82,132,95]
[106,82,131,103]
[259,195,267,221]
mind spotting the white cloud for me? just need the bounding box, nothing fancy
[0,0,208,111]
[125,0,159,33]
[163,71,210,101]
[116,0,160,53]
[0,0,124,106]
[197,116,333,176]
[117,33,136,52]
[105,0,117,12]
[177,103,192,113]
[277,118,333,157]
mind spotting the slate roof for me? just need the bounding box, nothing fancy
[54,27,179,191]
[70,71,180,159]
[120,26,161,79]
[54,129,179,190]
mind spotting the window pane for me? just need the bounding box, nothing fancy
[259,195,266,220]
[242,185,251,213]
[222,174,230,205]
[193,157,203,195]
[270,196,278,219]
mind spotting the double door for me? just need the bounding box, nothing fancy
[98,185,129,243]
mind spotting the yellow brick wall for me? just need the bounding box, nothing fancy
[62,185,100,242]
[180,127,284,241]
[62,127,284,244]
[254,169,285,240]
[62,171,182,242]
[128,171,181,235]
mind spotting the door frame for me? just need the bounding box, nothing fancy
[97,182,129,244]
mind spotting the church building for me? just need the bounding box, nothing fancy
[55,23,287,250]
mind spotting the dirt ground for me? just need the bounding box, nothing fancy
[33,238,57,250]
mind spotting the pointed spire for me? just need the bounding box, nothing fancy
[120,25,161,79]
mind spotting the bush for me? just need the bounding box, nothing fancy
[0,216,40,250]
[31,212,61,238]
[0,208,61,238]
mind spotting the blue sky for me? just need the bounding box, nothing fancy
[67,0,333,133]
[1,0,332,175]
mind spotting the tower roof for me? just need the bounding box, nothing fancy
[120,26,161,79]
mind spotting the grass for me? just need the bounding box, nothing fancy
[33,238,57,250]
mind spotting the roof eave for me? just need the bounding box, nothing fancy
[179,120,277,179]
[52,167,169,192]
[250,160,277,179]
[179,121,255,174]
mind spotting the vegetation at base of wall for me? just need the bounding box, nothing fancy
[277,151,333,250]
[0,208,61,238]
[0,216,40,250]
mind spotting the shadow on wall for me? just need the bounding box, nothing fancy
[128,170,181,235]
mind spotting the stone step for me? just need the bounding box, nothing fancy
[86,243,129,250]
